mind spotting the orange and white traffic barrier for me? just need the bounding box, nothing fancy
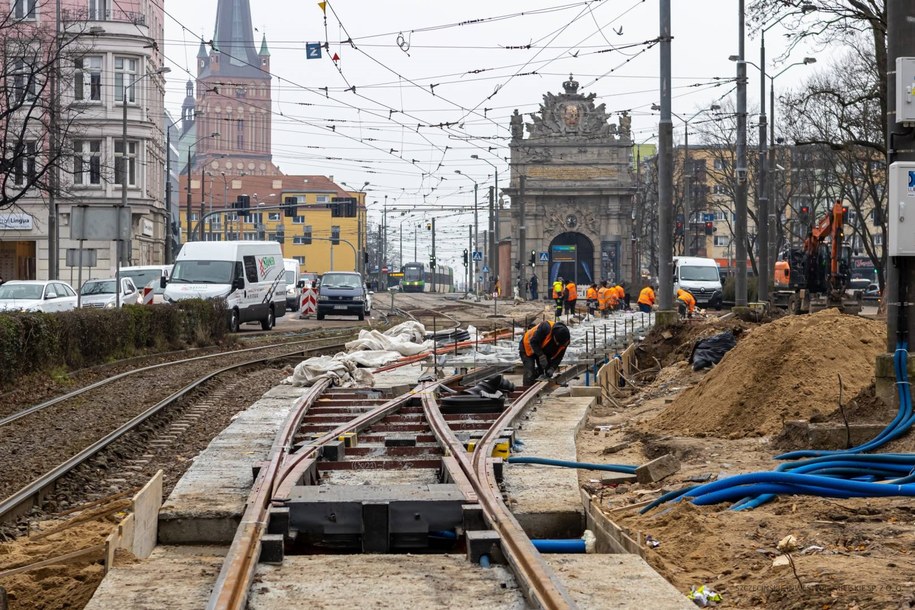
[142,287,155,305]
[299,288,317,318]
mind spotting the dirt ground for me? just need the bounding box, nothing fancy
[577,311,915,609]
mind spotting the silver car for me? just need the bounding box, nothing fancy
[79,278,139,308]
[0,280,79,312]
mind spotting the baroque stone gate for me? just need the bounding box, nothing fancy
[502,76,635,293]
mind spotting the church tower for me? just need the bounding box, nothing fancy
[194,0,278,175]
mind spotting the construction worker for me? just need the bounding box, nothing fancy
[552,276,564,318]
[613,284,625,310]
[586,283,598,319]
[637,283,656,313]
[519,320,572,385]
[676,287,696,317]
[597,281,612,318]
[563,280,578,317]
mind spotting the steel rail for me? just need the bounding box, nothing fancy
[425,385,578,609]
[209,375,459,610]
[0,334,353,429]
[0,343,345,523]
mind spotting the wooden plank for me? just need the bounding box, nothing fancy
[130,470,163,559]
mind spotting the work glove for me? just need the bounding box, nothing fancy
[545,367,555,378]
[537,354,549,371]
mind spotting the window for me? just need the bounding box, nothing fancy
[268,212,280,221]
[874,234,883,246]
[225,212,238,221]
[12,141,37,186]
[292,215,305,224]
[242,256,259,282]
[713,159,728,171]
[73,140,101,185]
[315,195,330,204]
[88,0,107,20]
[294,256,305,265]
[248,212,263,224]
[13,0,36,19]
[114,140,138,186]
[293,236,306,245]
[712,184,728,195]
[236,119,245,149]
[75,56,103,101]
[10,58,39,103]
[714,236,730,247]
[114,57,138,103]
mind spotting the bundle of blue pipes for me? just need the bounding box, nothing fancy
[642,341,913,513]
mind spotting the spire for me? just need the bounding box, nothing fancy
[259,33,270,56]
[197,40,208,59]
[202,0,265,79]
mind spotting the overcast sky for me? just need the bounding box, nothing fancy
[162,1,820,267]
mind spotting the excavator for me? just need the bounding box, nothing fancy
[773,200,861,315]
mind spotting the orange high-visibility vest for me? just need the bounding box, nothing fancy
[586,287,598,300]
[566,284,578,301]
[638,287,655,306]
[597,287,611,310]
[522,321,555,357]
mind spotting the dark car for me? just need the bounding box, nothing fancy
[316,271,367,320]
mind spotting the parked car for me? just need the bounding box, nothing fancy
[863,283,881,301]
[79,277,139,308]
[363,282,373,314]
[284,259,301,311]
[299,272,320,290]
[316,271,368,320]
[120,265,171,295]
[0,280,79,312]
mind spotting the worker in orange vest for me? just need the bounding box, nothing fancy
[597,281,613,318]
[563,280,578,318]
[552,277,564,319]
[612,284,625,310]
[586,283,598,319]
[637,283,656,313]
[519,320,571,385]
[676,288,696,317]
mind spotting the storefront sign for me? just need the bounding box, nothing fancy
[0,214,33,230]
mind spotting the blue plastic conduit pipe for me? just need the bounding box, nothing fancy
[532,539,586,553]
[507,456,636,474]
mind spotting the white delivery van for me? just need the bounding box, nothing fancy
[673,256,723,309]
[283,258,301,311]
[164,241,286,331]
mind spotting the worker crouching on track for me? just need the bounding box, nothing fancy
[637,283,656,313]
[676,287,696,317]
[552,277,564,319]
[519,320,572,385]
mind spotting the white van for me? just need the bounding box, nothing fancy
[283,258,301,311]
[120,265,171,293]
[673,256,723,309]
[164,241,286,331]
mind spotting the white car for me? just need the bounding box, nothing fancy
[363,282,373,313]
[0,280,79,312]
[79,277,140,308]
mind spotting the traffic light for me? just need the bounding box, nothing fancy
[236,195,250,216]
[302,225,312,245]
[514,261,521,270]
[462,249,469,266]
[430,255,437,269]
[841,205,849,225]
[330,225,340,245]
[873,206,883,225]
[529,250,536,267]
[799,205,810,223]
[704,221,715,235]
[283,196,297,218]
[275,224,285,244]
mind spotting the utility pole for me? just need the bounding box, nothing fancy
[430,217,436,293]
[886,0,915,348]
[185,149,192,245]
[656,0,675,323]
[473,182,479,295]
[518,175,527,299]
[757,27,770,303]
[165,129,173,262]
[734,0,749,308]
[467,226,473,295]
[488,186,495,286]
[48,0,61,279]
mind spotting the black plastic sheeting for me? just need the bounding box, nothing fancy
[689,331,737,371]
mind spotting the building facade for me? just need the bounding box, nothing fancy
[0,0,167,282]
[502,77,636,293]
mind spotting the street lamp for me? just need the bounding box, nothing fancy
[184,131,219,244]
[651,103,720,256]
[117,66,169,307]
[454,170,480,295]
[471,154,500,283]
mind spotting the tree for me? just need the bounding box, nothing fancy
[1,1,86,211]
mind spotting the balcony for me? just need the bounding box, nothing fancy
[61,8,146,26]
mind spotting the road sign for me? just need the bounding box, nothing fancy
[482,265,490,273]
[538,251,549,262]
[306,42,322,59]
[472,251,483,261]
[381,266,389,273]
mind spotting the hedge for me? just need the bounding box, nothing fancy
[0,299,228,388]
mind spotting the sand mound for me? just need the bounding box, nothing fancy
[648,309,885,438]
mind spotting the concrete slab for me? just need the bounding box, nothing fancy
[372,362,427,387]
[323,468,439,486]
[247,554,526,609]
[546,554,693,609]
[84,545,225,610]
[158,389,310,545]
[504,396,593,538]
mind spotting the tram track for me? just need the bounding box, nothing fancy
[0,334,357,524]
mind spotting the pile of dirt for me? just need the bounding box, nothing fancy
[637,317,752,369]
[649,309,885,438]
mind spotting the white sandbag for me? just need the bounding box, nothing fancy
[283,354,375,388]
